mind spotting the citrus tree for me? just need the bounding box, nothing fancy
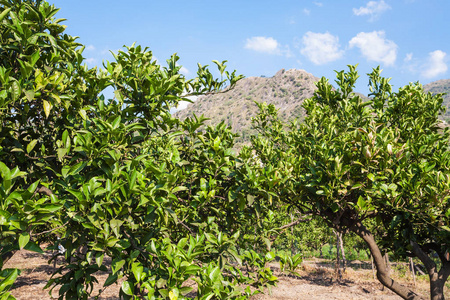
[249,66,450,300]
[0,1,280,299]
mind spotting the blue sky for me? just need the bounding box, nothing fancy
[53,0,449,95]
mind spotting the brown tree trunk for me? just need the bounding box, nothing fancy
[385,253,391,276]
[381,253,390,291]
[410,241,450,300]
[371,254,376,280]
[335,230,341,278]
[338,232,347,272]
[350,221,424,300]
[334,230,346,277]
[410,257,416,288]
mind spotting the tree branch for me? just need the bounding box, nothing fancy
[270,217,312,242]
[34,221,69,236]
[410,241,437,276]
[351,221,425,300]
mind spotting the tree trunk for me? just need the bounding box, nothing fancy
[410,257,416,288]
[371,254,376,280]
[333,229,342,279]
[338,232,347,273]
[336,230,341,278]
[291,214,295,255]
[350,221,424,300]
[385,253,391,277]
[410,241,450,300]
[381,253,390,291]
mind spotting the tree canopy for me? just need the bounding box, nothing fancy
[0,1,281,299]
[249,65,450,299]
[1,1,450,300]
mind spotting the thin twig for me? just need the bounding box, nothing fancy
[35,221,69,236]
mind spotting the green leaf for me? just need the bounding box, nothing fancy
[351,183,363,190]
[179,286,193,296]
[79,109,87,120]
[27,181,40,193]
[0,162,11,180]
[208,266,220,282]
[67,189,84,202]
[57,148,68,161]
[441,226,450,232]
[0,7,12,23]
[24,90,35,101]
[184,265,201,274]
[0,210,11,225]
[30,50,40,67]
[26,140,38,154]
[265,251,275,261]
[95,253,105,267]
[18,232,30,250]
[0,268,19,292]
[200,178,207,191]
[40,203,63,213]
[68,161,87,176]
[111,116,121,130]
[114,90,123,102]
[172,186,187,193]
[111,259,126,274]
[24,241,44,254]
[110,219,123,237]
[169,288,179,300]
[43,100,52,118]
[121,280,133,296]
[10,81,21,101]
[357,196,366,210]
[131,262,144,282]
[213,136,221,150]
[104,273,118,287]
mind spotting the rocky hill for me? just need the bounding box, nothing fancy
[175,69,319,141]
[424,79,450,121]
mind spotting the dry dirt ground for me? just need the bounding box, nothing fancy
[4,248,445,300]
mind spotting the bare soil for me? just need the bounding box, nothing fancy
[4,249,444,300]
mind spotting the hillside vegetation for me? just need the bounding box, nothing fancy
[424,79,450,121]
[176,72,450,138]
[175,69,319,141]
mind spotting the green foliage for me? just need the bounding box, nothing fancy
[249,65,450,299]
[276,251,302,277]
[0,1,281,299]
[0,267,20,300]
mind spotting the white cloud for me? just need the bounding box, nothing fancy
[313,1,323,7]
[244,36,291,57]
[421,50,448,78]
[353,0,391,21]
[175,63,189,75]
[300,32,344,65]
[85,45,96,51]
[404,53,413,62]
[402,53,418,74]
[84,57,97,65]
[303,8,311,15]
[349,31,397,66]
[245,36,280,54]
[179,66,189,75]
